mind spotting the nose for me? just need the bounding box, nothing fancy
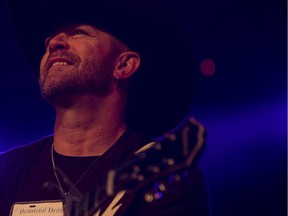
[47,32,69,52]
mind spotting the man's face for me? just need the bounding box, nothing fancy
[40,24,119,102]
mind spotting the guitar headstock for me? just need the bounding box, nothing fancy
[71,116,206,215]
[106,116,205,200]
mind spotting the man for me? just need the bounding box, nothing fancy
[0,0,210,215]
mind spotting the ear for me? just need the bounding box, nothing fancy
[113,51,140,80]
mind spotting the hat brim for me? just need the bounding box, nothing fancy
[6,0,196,137]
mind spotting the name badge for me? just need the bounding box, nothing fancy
[10,200,64,216]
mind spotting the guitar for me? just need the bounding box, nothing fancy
[68,116,206,216]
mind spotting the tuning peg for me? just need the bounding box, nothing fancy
[147,165,160,173]
[137,175,145,181]
[174,174,181,182]
[158,182,166,192]
[133,165,140,172]
[144,191,163,203]
[144,192,154,202]
[167,173,181,185]
[154,143,162,150]
[152,181,167,193]
[161,158,175,165]
[164,132,177,141]
[153,192,163,200]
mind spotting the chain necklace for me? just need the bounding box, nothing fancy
[51,143,99,197]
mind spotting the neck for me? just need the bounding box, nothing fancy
[52,93,127,156]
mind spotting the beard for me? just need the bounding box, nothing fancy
[39,50,115,104]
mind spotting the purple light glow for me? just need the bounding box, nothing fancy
[196,97,286,216]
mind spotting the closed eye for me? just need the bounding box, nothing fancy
[72,29,88,35]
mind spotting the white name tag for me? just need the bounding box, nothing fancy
[10,200,64,216]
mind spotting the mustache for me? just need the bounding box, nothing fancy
[41,50,81,75]
[47,50,80,63]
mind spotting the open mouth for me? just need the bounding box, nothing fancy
[48,58,74,69]
[52,61,69,66]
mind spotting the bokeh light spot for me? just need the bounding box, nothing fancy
[200,58,216,76]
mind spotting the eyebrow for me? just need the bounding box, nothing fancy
[45,24,100,40]
[43,24,83,46]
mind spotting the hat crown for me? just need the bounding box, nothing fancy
[6,0,196,137]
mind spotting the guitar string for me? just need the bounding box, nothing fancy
[51,142,100,197]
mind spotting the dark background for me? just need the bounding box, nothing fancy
[0,0,286,215]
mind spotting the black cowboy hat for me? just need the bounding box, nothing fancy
[6,0,196,138]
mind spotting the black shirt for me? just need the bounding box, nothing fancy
[0,131,210,215]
